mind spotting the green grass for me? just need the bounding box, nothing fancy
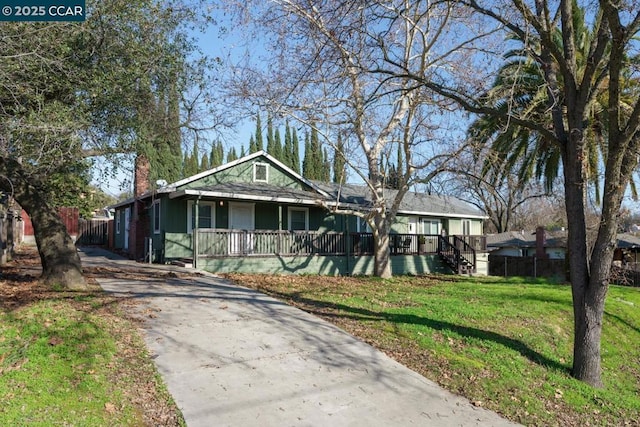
[234,274,640,426]
[0,294,183,426]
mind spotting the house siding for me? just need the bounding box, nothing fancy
[179,157,309,190]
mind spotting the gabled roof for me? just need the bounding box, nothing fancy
[166,150,331,198]
[109,150,331,209]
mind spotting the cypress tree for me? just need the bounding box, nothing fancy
[291,128,301,174]
[283,121,293,168]
[183,143,199,177]
[271,128,283,161]
[249,135,256,154]
[200,153,209,171]
[266,113,274,154]
[302,131,312,179]
[227,147,238,162]
[209,140,224,167]
[322,148,331,181]
[255,112,264,152]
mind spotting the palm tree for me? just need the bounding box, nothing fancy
[468,0,623,201]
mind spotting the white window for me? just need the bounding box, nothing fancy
[115,211,121,234]
[462,219,471,235]
[153,200,161,234]
[187,201,215,233]
[288,207,309,231]
[253,163,269,183]
[422,219,441,235]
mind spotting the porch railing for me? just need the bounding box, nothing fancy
[437,235,478,274]
[191,229,486,258]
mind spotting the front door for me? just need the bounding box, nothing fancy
[229,203,255,254]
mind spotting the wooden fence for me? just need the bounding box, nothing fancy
[488,255,567,279]
[76,219,110,246]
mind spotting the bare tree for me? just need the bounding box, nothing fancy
[440,143,556,233]
[223,0,488,277]
[380,0,640,387]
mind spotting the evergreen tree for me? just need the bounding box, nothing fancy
[333,133,346,183]
[209,140,224,168]
[291,128,301,174]
[302,131,312,179]
[255,112,263,152]
[322,148,331,181]
[249,135,256,154]
[183,143,199,177]
[226,147,238,162]
[200,153,209,171]
[137,74,184,184]
[304,124,324,180]
[266,113,274,154]
[271,128,283,160]
[283,121,293,168]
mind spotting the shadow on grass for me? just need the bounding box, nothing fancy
[266,288,570,373]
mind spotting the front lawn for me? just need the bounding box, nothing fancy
[228,273,640,427]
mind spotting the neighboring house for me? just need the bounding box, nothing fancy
[487,227,567,260]
[110,150,487,276]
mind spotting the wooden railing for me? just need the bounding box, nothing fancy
[437,235,478,274]
[192,229,486,259]
[194,229,347,257]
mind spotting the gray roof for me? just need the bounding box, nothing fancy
[488,230,640,250]
[486,230,567,249]
[188,181,323,203]
[616,233,640,249]
[312,181,485,218]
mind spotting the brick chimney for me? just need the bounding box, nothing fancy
[535,226,548,259]
[128,154,151,260]
[134,154,150,197]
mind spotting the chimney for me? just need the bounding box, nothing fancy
[535,226,547,259]
[134,154,150,197]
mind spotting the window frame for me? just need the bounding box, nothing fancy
[422,219,441,235]
[153,200,161,234]
[115,210,121,234]
[187,200,216,233]
[288,207,309,231]
[253,162,269,183]
[462,219,472,235]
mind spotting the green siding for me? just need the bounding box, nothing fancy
[197,254,451,276]
[179,156,309,190]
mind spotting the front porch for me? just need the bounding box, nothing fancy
[163,230,487,276]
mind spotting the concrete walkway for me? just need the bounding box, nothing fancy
[79,247,519,427]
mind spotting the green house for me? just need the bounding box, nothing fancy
[110,151,487,275]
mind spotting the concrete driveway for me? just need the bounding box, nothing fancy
[80,247,519,427]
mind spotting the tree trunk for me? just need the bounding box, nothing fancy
[372,212,392,278]
[571,282,607,387]
[0,157,86,290]
[31,203,86,290]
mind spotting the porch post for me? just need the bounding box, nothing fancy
[193,198,200,269]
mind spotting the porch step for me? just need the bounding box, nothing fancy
[171,258,193,268]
